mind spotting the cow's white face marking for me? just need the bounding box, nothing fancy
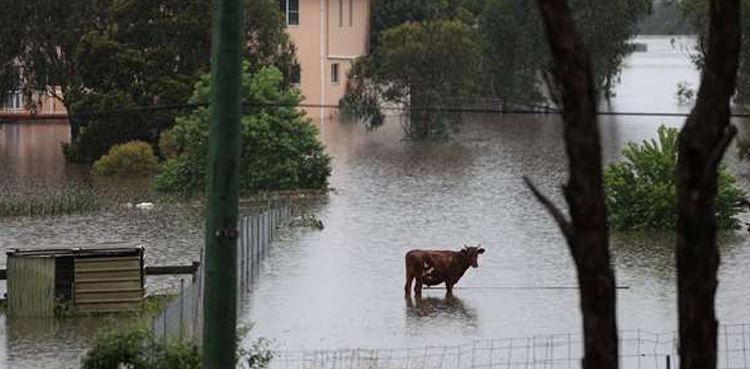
[422,262,434,277]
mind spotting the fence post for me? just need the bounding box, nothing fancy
[179,278,186,342]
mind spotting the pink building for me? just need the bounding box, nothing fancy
[2,2,370,120]
[281,0,370,116]
[1,88,68,120]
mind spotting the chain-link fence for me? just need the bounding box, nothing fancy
[270,324,750,369]
[151,199,291,345]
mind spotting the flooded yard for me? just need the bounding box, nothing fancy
[1,36,750,368]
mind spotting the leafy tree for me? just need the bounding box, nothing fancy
[680,0,750,104]
[0,0,102,134]
[65,0,212,163]
[0,0,26,104]
[604,125,745,230]
[369,0,448,49]
[478,0,650,104]
[637,0,691,35]
[153,65,331,194]
[2,0,296,164]
[244,0,299,85]
[344,20,481,140]
[477,0,548,105]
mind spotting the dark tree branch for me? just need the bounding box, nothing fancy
[523,176,573,241]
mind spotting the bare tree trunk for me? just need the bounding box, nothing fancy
[677,1,740,369]
[524,1,617,369]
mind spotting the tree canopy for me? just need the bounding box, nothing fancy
[342,0,650,140]
[1,0,298,164]
[605,126,745,230]
[153,65,331,194]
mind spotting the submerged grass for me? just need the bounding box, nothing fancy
[0,186,100,217]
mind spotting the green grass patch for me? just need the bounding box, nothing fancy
[0,186,100,217]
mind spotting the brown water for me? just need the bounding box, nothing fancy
[238,35,750,351]
[2,35,750,368]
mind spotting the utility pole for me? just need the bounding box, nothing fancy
[203,0,243,366]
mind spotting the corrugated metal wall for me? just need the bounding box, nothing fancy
[74,255,144,313]
[7,255,56,317]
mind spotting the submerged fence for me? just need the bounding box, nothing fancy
[151,199,291,345]
[270,324,750,369]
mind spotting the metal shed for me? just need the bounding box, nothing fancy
[6,246,144,316]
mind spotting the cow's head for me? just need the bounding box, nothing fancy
[460,244,485,268]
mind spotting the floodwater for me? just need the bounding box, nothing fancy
[1,35,750,368]
[239,34,750,352]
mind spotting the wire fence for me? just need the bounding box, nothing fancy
[151,198,291,345]
[270,324,750,369]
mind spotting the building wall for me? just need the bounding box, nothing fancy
[1,88,68,120]
[287,0,369,116]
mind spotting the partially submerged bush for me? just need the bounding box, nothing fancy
[604,125,745,230]
[93,141,160,177]
[0,186,99,217]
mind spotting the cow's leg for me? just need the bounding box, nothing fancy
[404,273,413,297]
[445,283,454,296]
[414,275,424,297]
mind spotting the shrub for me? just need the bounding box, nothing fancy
[153,65,332,194]
[93,141,160,177]
[64,91,159,164]
[80,325,273,369]
[80,327,200,369]
[604,125,746,230]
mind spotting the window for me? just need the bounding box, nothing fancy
[338,0,343,26]
[331,63,340,85]
[290,64,301,85]
[3,91,22,110]
[280,0,299,25]
[349,0,353,26]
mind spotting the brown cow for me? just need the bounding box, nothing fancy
[404,245,485,297]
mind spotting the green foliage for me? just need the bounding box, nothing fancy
[478,0,651,103]
[3,0,297,163]
[244,0,299,85]
[0,185,99,217]
[477,0,548,105]
[344,20,481,140]
[80,327,201,369]
[636,0,691,35]
[675,81,695,105]
[604,125,746,230]
[158,130,180,160]
[80,325,274,369]
[153,65,331,194]
[680,0,750,104]
[63,0,211,163]
[369,0,448,48]
[92,141,160,178]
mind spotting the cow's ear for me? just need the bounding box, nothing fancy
[478,248,485,254]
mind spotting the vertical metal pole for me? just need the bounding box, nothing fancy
[179,278,185,342]
[202,0,243,365]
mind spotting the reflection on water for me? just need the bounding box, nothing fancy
[405,294,478,329]
[0,122,87,190]
[3,35,750,367]
[3,315,140,369]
